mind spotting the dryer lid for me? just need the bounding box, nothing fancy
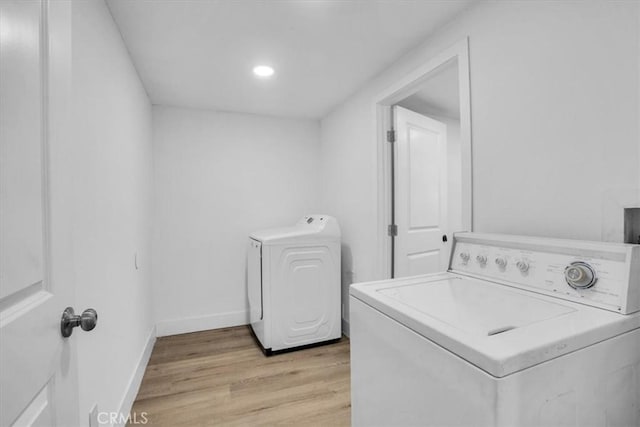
[250,215,340,245]
[251,225,310,241]
[350,273,640,377]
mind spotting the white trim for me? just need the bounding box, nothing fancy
[41,0,51,294]
[341,317,350,338]
[115,326,156,427]
[374,37,473,280]
[374,104,393,280]
[155,310,248,337]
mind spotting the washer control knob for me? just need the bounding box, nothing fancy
[516,260,530,273]
[565,262,597,289]
[495,257,507,268]
[459,252,470,263]
[476,255,487,266]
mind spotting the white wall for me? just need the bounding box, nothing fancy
[321,0,640,330]
[152,106,320,336]
[72,0,154,423]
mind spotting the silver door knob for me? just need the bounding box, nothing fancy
[60,307,98,338]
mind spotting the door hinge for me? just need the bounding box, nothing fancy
[388,224,398,237]
[386,130,396,143]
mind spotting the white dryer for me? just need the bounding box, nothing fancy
[248,215,341,353]
[350,232,640,427]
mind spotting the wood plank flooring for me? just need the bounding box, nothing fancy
[129,326,351,426]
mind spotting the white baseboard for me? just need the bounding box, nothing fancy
[155,310,248,337]
[116,326,156,427]
[342,317,350,338]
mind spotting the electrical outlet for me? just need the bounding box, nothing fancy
[89,404,99,427]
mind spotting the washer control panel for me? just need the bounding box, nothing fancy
[450,232,640,314]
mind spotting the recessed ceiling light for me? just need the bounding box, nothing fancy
[253,65,275,78]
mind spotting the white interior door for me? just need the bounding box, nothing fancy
[0,1,80,425]
[393,106,449,277]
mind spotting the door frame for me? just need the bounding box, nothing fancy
[46,0,80,422]
[374,37,473,280]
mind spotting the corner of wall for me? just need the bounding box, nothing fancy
[342,317,350,338]
[115,325,156,427]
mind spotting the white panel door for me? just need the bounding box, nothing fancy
[394,106,448,277]
[0,1,79,425]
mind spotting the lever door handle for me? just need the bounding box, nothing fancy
[61,307,98,338]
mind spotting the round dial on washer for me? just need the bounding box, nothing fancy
[516,260,529,273]
[495,257,507,268]
[459,252,470,263]
[564,261,597,289]
[476,255,487,265]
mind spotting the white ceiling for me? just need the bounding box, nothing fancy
[398,58,460,119]
[106,0,474,119]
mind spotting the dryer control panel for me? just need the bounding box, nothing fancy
[450,232,640,314]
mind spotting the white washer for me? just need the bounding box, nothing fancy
[350,232,640,427]
[248,215,341,353]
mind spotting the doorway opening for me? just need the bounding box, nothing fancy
[374,38,473,279]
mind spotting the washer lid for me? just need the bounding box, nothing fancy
[350,273,640,378]
[377,277,575,336]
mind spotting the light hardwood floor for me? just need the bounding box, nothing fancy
[129,326,351,426]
